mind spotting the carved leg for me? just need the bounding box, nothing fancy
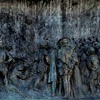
[73,66,83,98]
[47,84,52,94]
[89,71,96,93]
[63,74,71,98]
[3,67,8,88]
[51,81,56,96]
[67,72,72,98]
[58,77,62,95]
[34,76,41,89]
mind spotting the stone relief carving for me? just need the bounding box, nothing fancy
[0,10,100,99]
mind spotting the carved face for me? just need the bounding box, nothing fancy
[58,38,68,47]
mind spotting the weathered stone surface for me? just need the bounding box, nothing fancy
[0,0,100,100]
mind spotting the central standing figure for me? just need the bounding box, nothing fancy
[57,37,77,98]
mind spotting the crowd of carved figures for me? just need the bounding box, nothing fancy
[0,11,100,99]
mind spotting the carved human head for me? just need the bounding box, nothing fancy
[88,47,95,54]
[25,16,33,25]
[57,38,68,48]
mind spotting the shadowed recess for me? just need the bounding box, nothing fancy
[0,0,53,5]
